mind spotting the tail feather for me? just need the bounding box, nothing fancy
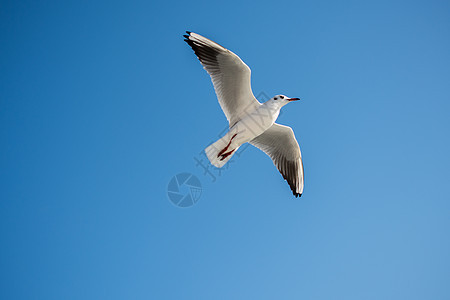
[205,136,239,168]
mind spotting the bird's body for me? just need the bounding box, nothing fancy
[206,99,281,167]
[184,31,305,197]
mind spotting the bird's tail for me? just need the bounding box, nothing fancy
[205,135,240,168]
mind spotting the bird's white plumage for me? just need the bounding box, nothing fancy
[184,32,260,126]
[184,31,305,197]
[250,123,304,196]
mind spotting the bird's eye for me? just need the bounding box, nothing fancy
[274,97,278,100]
[280,96,284,99]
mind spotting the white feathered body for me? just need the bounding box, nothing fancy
[185,31,304,196]
[205,100,282,168]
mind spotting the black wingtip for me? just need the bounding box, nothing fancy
[186,30,191,34]
[183,35,189,39]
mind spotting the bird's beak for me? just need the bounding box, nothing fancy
[288,98,300,101]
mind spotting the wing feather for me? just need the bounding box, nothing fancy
[250,123,304,197]
[184,31,260,126]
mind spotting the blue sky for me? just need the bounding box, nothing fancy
[1,0,450,299]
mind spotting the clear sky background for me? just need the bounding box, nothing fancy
[1,0,449,299]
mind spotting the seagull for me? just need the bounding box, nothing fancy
[184,31,304,197]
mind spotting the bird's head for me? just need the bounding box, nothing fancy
[270,95,300,106]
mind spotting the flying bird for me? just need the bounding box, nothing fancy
[184,31,304,197]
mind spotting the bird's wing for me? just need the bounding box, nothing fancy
[250,123,304,197]
[184,31,260,126]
